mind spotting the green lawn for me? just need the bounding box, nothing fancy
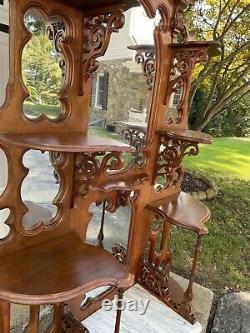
[171,137,250,294]
[184,137,250,180]
[24,102,61,119]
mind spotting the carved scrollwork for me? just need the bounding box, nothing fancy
[154,135,199,191]
[135,50,156,90]
[171,0,195,42]
[139,256,172,303]
[139,256,196,324]
[123,127,147,151]
[61,303,90,332]
[74,152,124,197]
[83,9,125,80]
[47,21,66,76]
[112,243,127,266]
[166,48,208,125]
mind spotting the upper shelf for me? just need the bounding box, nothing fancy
[57,0,138,11]
[0,133,135,153]
[128,41,221,57]
[157,128,213,144]
[170,41,221,57]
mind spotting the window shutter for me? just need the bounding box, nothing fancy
[102,72,109,111]
[90,76,97,107]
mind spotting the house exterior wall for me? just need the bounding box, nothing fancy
[91,59,152,127]
[101,7,154,62]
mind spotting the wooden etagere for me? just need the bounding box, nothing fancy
[0,0,219,331]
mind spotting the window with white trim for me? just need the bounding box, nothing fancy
[91,72,109,110]
[173,86,182,106]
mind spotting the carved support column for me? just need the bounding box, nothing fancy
[24,305,40,333]
[184,234,203,303]
[0,301,10,333]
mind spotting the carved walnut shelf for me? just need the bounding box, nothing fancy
[0,234,134,305]
[147,191,210,235]
[92,173,149,192]
[0,133,135,152]
[157,128,213,144]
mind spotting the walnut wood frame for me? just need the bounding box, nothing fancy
[0,0,219,331]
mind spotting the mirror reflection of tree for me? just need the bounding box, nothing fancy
[22,10,63,120]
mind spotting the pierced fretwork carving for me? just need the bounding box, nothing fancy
[171,0,195,42]
[74,152,124,196]
[138,212,198,324]
[47,21,66,76]
[139,255,196,323]
[123,126,147,151]
[83,9,125,80]
[139,256,172,303]
[61,303,90,333]
[112,243,127,266]
[154,135,199,191]
[135,50,156,90]
[166,48,208,125]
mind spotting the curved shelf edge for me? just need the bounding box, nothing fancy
[157,128,213,144]
[0,234,134,305]
[146,191,210,235]
[92,173,149,192]
[0,133,135,153]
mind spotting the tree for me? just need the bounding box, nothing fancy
[22,20,62,105]
[188,0,250,131]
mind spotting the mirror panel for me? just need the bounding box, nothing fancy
[21,150,59,231]
[22,9,65,120]
[86,201,131,252]
[88,5,156,149]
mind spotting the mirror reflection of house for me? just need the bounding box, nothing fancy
[89,6,155,132]
[90,6,182,133]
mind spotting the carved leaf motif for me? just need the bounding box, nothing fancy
[83,10,125,80]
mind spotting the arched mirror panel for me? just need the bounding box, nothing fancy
[22,9,66,121]
[21,150,59,231]
[88,5,157,151]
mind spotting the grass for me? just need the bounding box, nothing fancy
[171,137,250,294]
[184,137,250,180]
[24,102,61,119]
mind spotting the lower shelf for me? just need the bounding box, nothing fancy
[0,234,133,305]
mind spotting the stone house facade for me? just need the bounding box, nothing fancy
[90,59,152,128]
